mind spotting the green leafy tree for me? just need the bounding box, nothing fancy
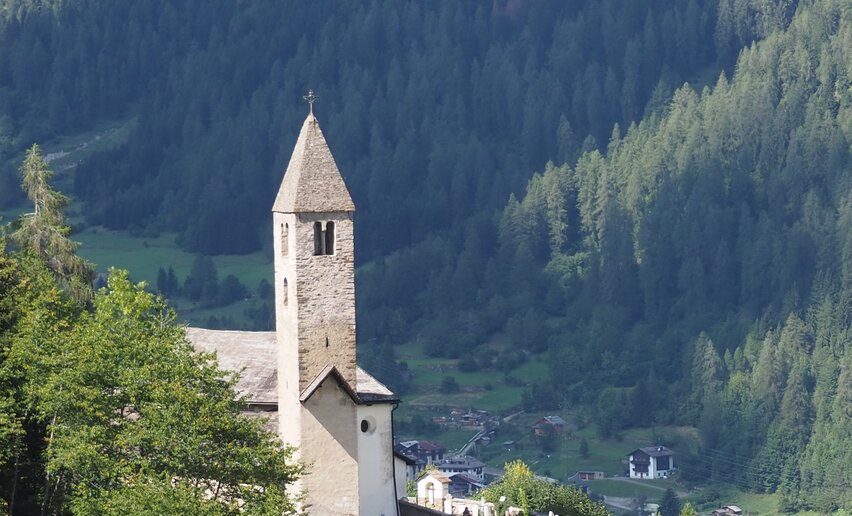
[1,266,302,513]
[679,502,697,516]
[11,144,93,301]
[480,460,609,516]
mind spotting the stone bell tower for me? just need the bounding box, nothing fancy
[273,107,360,514]
[272,109,357,392]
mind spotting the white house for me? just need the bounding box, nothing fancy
[188,108,402,515]
[627,446,676,479]
[436,456,486,482]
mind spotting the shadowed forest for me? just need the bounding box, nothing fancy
[0,0,850,513]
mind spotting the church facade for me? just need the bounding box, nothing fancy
[188,111,402,515]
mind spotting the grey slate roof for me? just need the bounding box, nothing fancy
[185,327,397,405]
[272,113,355,213]
[356,368,399,403]
[437,456,486,469]
[186,327,278,404]
[631,446,674,457]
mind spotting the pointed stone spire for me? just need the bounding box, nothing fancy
[272,113,355,213]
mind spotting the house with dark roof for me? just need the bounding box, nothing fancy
[417,440,447,464]
[627,446,676,479]
[532,415,568,435]
[436,456,486,481]
[446,472,485,496]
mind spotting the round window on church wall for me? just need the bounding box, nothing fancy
[360,419,369,433]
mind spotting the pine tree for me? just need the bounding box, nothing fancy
[11,144,94,302]
[156,266,168,294]
[659,487,681,516]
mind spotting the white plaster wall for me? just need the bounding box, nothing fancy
[274,212,304,483]
[393,455,408,502]
[417,475,446,509]
[302,377,359,515]
[628,455,646,479]
[357,403,397,516]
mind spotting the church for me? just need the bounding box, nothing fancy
[187,105,404,515]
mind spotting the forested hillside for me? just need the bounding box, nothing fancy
[481,0,849,511]
[1,0,850,512]
[1,0,730,256]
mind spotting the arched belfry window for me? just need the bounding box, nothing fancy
[325,222,335,255]
[313,221,335,256]
[281,223,288,257]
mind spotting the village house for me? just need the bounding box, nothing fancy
[410,471,495,516]
[532,415,568,435]
[627,446,676,479]
[446,473,485,496]
[575,470,604,481]
[713,505,744,515]
[394,448,420,485]
[418,440,448,464]
[436,456,486,482]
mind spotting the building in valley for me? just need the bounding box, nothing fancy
[627,446,676,479]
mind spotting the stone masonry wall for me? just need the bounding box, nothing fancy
[292,210,357,390]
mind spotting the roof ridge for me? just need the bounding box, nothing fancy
[300,364,361,404]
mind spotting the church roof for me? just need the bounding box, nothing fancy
[186,327,278,404]
[272,113,355,213]
[185,327,397,405]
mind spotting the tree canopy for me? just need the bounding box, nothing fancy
[480,461,609,516]
[0,151,302,512]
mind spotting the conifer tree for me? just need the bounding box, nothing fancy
[11,144,94,302]
[659,487,681,516]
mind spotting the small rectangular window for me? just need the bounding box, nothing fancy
[313,221,324,255]
[325,222,335,255]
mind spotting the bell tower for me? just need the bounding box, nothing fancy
[272,109,357,390]
[273,108,360,514]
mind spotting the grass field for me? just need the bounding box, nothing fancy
[73,228,273,328]
[588,479,669,499]
[394,340,548,413]
[479,414,643,480]
[685,485,824,516]
[76,228,273,290]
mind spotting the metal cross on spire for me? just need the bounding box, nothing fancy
[303,89,318,115]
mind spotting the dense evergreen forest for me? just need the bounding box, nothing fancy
[1,0,850,512]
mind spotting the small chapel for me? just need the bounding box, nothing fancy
[187,105,404,515]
